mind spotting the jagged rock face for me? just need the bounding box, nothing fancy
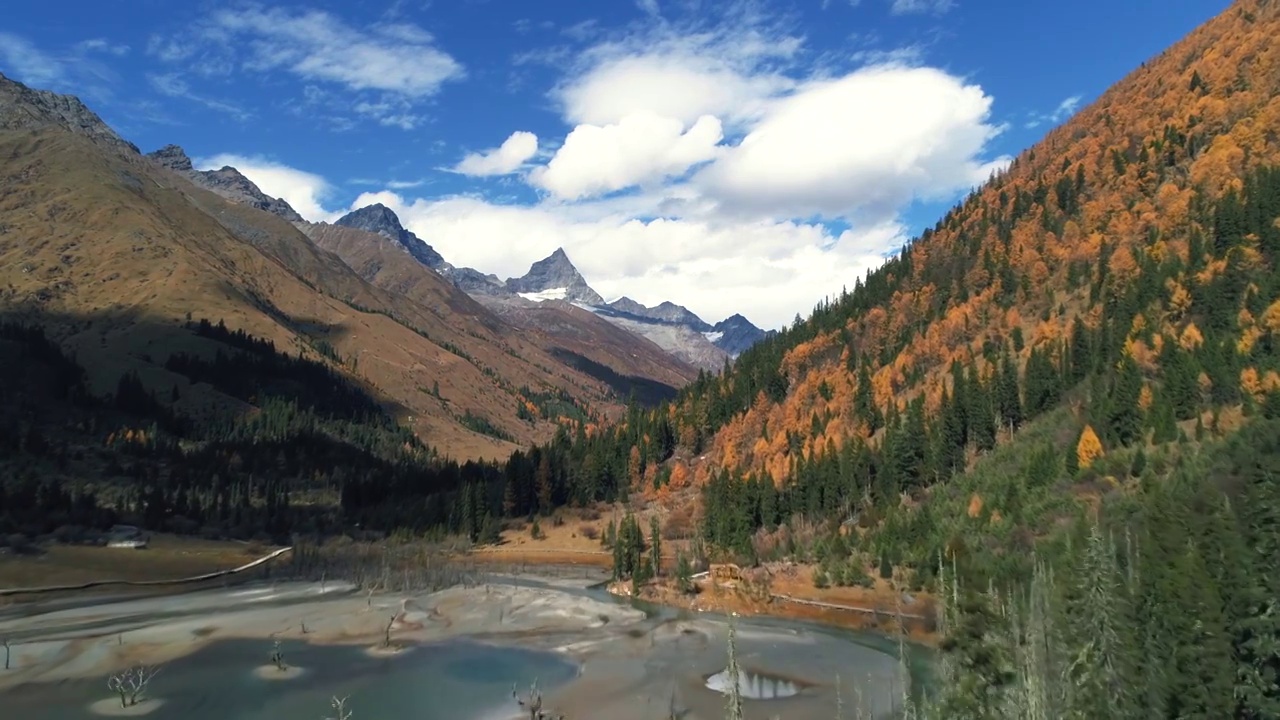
[506,248,605,305]
[446,266,509,295]
[710,314,775,357]
[144,144,304,223]
[201,167,304,222]
[0,71,140,155]
[606,297,711,330]
[607,296,649,316]
[335,203,448,270]
[148,144,194,172]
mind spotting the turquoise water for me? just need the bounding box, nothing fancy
[2,638,577,720]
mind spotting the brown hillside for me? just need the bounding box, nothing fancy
[0,73,662,461]
[691,0,1280,482]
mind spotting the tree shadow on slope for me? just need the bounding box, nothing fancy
[549,348,678,407]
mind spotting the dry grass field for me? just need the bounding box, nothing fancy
[0,534,269,591]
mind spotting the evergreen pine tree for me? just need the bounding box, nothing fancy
[1108,355,1144,446]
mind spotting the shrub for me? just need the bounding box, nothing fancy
[812,566,830,589]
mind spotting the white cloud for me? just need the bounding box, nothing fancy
[556,37,797,129]
[1024,93,1083,129]
[0,32,124,103]
[696,64,1007,221]
[148,73,250,121]
[0,32,65,86]
[209,7,464,97]
[196,153,339,223]
[453,131,540,176]
[206,5,1007,330]
[387,179,425,189]
[347,191,902,329]
[637,0,662,17]
[77,39,130,56]
[150,6,464,129]
[1051,94,1082,120]
[530,114,722,200]
[890,0,956,15]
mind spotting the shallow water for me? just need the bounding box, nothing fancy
[2,637,576,720]
[706,668,803,699]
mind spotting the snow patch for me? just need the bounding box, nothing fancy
[517,287,569,302]
[702,331,724,343]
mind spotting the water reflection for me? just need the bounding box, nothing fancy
[705,668,803,699]
[0,638,577,720]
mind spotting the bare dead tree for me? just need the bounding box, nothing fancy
[284,539,478,593]
[2,637,10,670]
[270,639,287,671]
[383,614,396,648]
[107,665,161,708]
[514,677,565,720]
[300,620,310,635]
[325,695,353,720]
[725,619,744,720]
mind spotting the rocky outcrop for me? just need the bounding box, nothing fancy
[604,297,712,330]
[0,71,140,155]
[505,248,605,306]
[145,144,304,222]
[708,314,776,357]
[334,203,449,270]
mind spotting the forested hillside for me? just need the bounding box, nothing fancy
[498,0,1280,517]
[485,1,1280,715]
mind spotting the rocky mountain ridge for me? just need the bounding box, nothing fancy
[333,203,449,270]
[322,205,774,367]
[147,144,304,222]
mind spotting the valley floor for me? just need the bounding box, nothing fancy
[0,569,907,720]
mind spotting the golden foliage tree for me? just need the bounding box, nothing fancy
[1076,425,1104,469]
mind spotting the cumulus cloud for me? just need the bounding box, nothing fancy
[346,190,901,329]
[196,153,339,223]
[530,114,722,200]
[555,36,797,129]
[453,131,540,176]
[562,55,793,131]
[697,65,1008,221]
[211,4,1007,329]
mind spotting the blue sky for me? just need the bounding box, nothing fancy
[0,0,1228,328]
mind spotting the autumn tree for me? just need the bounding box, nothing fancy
[1076,425,1103,469]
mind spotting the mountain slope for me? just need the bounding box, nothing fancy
[147,145,304,222]
[505,247,605,306]
[333,203,449,270]
[0,71,660,462]
[678,0,1280,483]
[300,220,698,397]
[480,0,1280,560]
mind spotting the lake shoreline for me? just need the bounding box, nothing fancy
[467,553,941,647]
